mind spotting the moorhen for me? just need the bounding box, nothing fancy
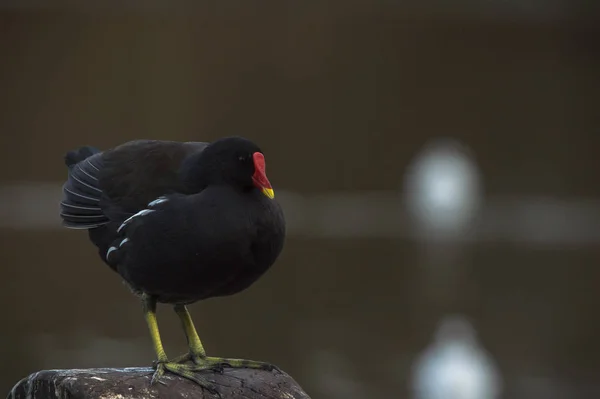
[59,136,286,393]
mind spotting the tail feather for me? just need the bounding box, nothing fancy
[60,147,109,229]
[64,146,99,169]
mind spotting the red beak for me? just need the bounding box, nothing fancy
[252,152,274,199]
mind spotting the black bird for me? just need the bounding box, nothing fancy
[59,137,286,392]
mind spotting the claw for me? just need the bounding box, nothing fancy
[210,363,226,374]
[268,363,283,373]
[151,363,168,386]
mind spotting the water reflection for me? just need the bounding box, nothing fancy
[410,315,502,399]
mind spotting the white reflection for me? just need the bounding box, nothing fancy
[404,138,482,239]
[410,315,502,399]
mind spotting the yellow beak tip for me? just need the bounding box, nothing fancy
[262,188,275,199]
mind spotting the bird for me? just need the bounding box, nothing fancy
[59,136,286,394]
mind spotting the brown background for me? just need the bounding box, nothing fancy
[1,2,599,398]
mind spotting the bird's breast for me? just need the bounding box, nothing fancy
[117,192,285,304]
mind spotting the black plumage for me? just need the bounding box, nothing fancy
[59,136,286,390]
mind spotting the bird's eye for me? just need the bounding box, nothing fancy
[238,155,246,162]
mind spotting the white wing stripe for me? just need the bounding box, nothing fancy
[117,209,155,233]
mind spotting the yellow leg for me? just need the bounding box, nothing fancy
[142,294,168,365]
[171,303,280,373]
[141,294,219,393]
[174,304,206,359]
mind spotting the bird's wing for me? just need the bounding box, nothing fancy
[97,140,208,219]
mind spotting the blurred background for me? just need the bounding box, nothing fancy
[1,1,599,398]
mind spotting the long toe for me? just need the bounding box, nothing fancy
[161,362,221,395]
[150,363,168,386]
[203,357,281,373]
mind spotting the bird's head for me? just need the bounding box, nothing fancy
[186,136,275,199]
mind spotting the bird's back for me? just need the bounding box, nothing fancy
[60,139,208,265]
[99,140,208,217]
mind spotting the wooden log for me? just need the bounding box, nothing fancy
[6,367,311,399]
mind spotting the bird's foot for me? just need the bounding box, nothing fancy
[150,360,220,396]
[151,353,281,390]
[197,356,282,373]
[158,352,281,372]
